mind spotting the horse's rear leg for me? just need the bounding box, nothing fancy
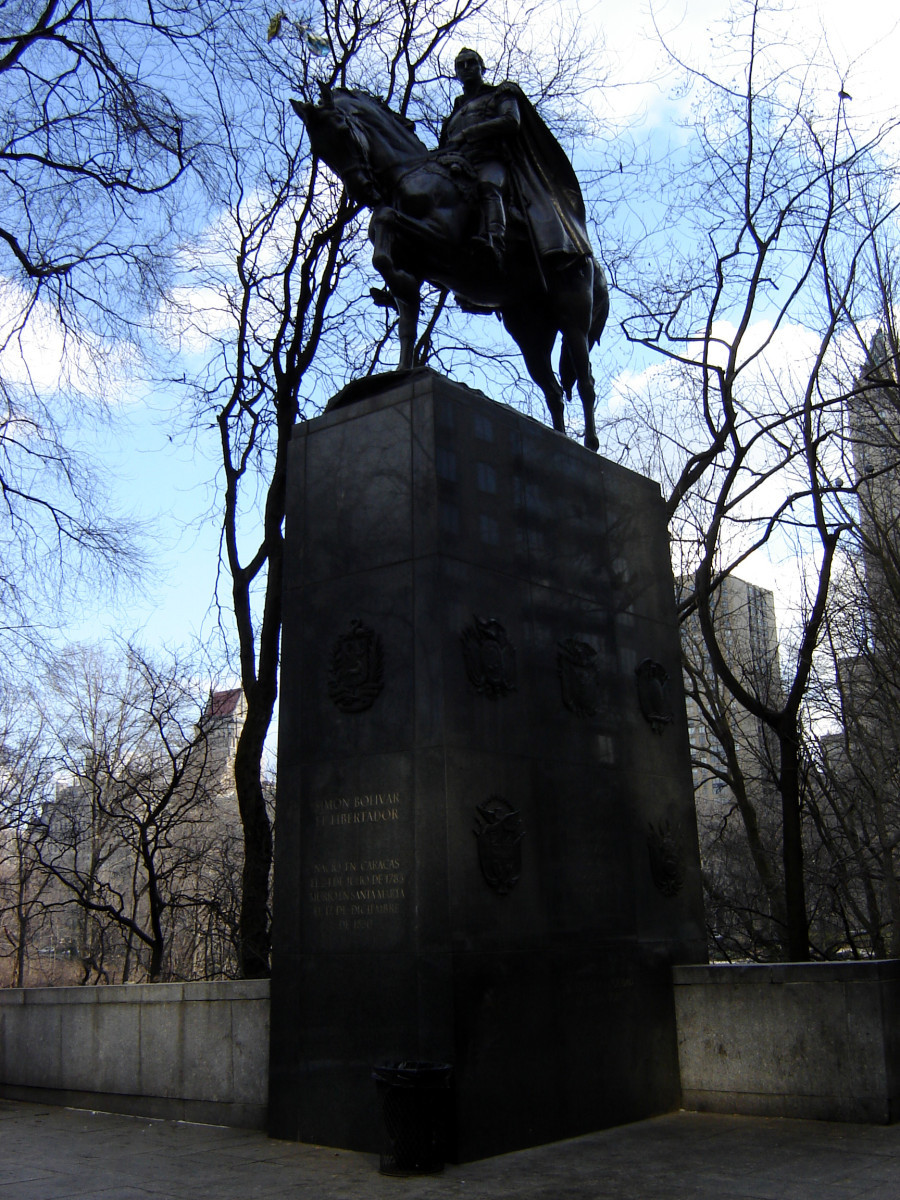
[395,295,420,369]
[563,327,599,452]
[503,312,565,432]
[522,343,566,433]
[553,258,599,452]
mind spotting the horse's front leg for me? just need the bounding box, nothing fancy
[392,294,418,369]
[369,207,421,368]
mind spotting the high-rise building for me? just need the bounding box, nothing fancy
[681,573,781,821]
[829,328,900,751]
[847,328,900,622]
[200,687,246,779]
[809,331,900,956]
[679,573,784,956]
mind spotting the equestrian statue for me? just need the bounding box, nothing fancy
[292,48,609,451]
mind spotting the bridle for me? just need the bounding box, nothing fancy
[329,98,477,206]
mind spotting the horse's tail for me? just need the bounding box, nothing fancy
[560,258,610,400]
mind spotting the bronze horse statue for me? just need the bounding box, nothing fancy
[292,87,608,451]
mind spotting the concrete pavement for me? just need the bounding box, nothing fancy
[1,1098,898,1199]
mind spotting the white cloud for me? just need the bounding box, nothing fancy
[0,276,142,406]
[155,166,351,358]
[585,0,900,136]
[608,361,667,414]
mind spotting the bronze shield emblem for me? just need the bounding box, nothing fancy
[635,658,673,734]
[461,616,517,698]
[473,796,524,895]
[646,818,685,897]
[328,619,384,712]
[557,637,601,717]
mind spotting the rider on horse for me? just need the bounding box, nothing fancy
[439,48,593,273]
[291,70,608,450]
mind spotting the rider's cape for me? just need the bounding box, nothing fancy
[498,82,592,264]
[439,81,592,264]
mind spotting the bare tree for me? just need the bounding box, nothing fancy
[34,643,241,982]
[802,308,900,959]
[807,585,900,957]
[0,0,216,332]
[0,2,233,667]
[0,686,55,985]
[611,0,900,959]
[0,383,150,673]
[680,579,786,958]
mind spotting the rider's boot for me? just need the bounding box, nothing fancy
[474,185,506,263]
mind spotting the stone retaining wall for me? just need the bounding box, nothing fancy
[0,980,269,1128]
[674,960,900,1123]
[6,965,900,1131]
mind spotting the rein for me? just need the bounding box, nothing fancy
[387,150,479,199]
[335,96,478,207]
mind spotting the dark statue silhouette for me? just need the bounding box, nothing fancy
[292,49,608,451]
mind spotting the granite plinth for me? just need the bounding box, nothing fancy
[268,371,706,1161]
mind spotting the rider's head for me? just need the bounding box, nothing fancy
[455,48,486,83]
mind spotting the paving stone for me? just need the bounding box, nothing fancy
[0,1102,897,1199]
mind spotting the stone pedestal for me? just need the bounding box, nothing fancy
[268,370,706,1161]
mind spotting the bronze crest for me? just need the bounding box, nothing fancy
[328,619,384,713]
[473,796,524,895]
[557,638,601,717]
[635,659,673,734]
[646,818,685,897]
[461,616,517,698]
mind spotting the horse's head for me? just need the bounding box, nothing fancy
[291,90,383,206]
[292,87,428,208]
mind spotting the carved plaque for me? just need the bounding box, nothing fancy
[461,616,517,698]
[635,658,673,734]
[328,619,384,712]
[473,796,524,895]
[558,638,600,717]
[646,819,685,897]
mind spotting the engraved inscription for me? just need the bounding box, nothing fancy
[328,619,384,712]
[307,789,406,933]
[308,857,407,931]
[313,791,401,827]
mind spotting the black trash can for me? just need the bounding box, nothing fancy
[372,1060,452,1176]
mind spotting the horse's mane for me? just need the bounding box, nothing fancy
[339,88,417,131]
[335,88,427,155]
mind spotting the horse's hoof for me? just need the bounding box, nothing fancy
[585,432,599,453]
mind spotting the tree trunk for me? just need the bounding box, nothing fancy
[228,386,288,979]
[14,912,26,988]
[234,707,274,978]
[778,719,810,960]
[712,712,787,930]
[871,793,900,956]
